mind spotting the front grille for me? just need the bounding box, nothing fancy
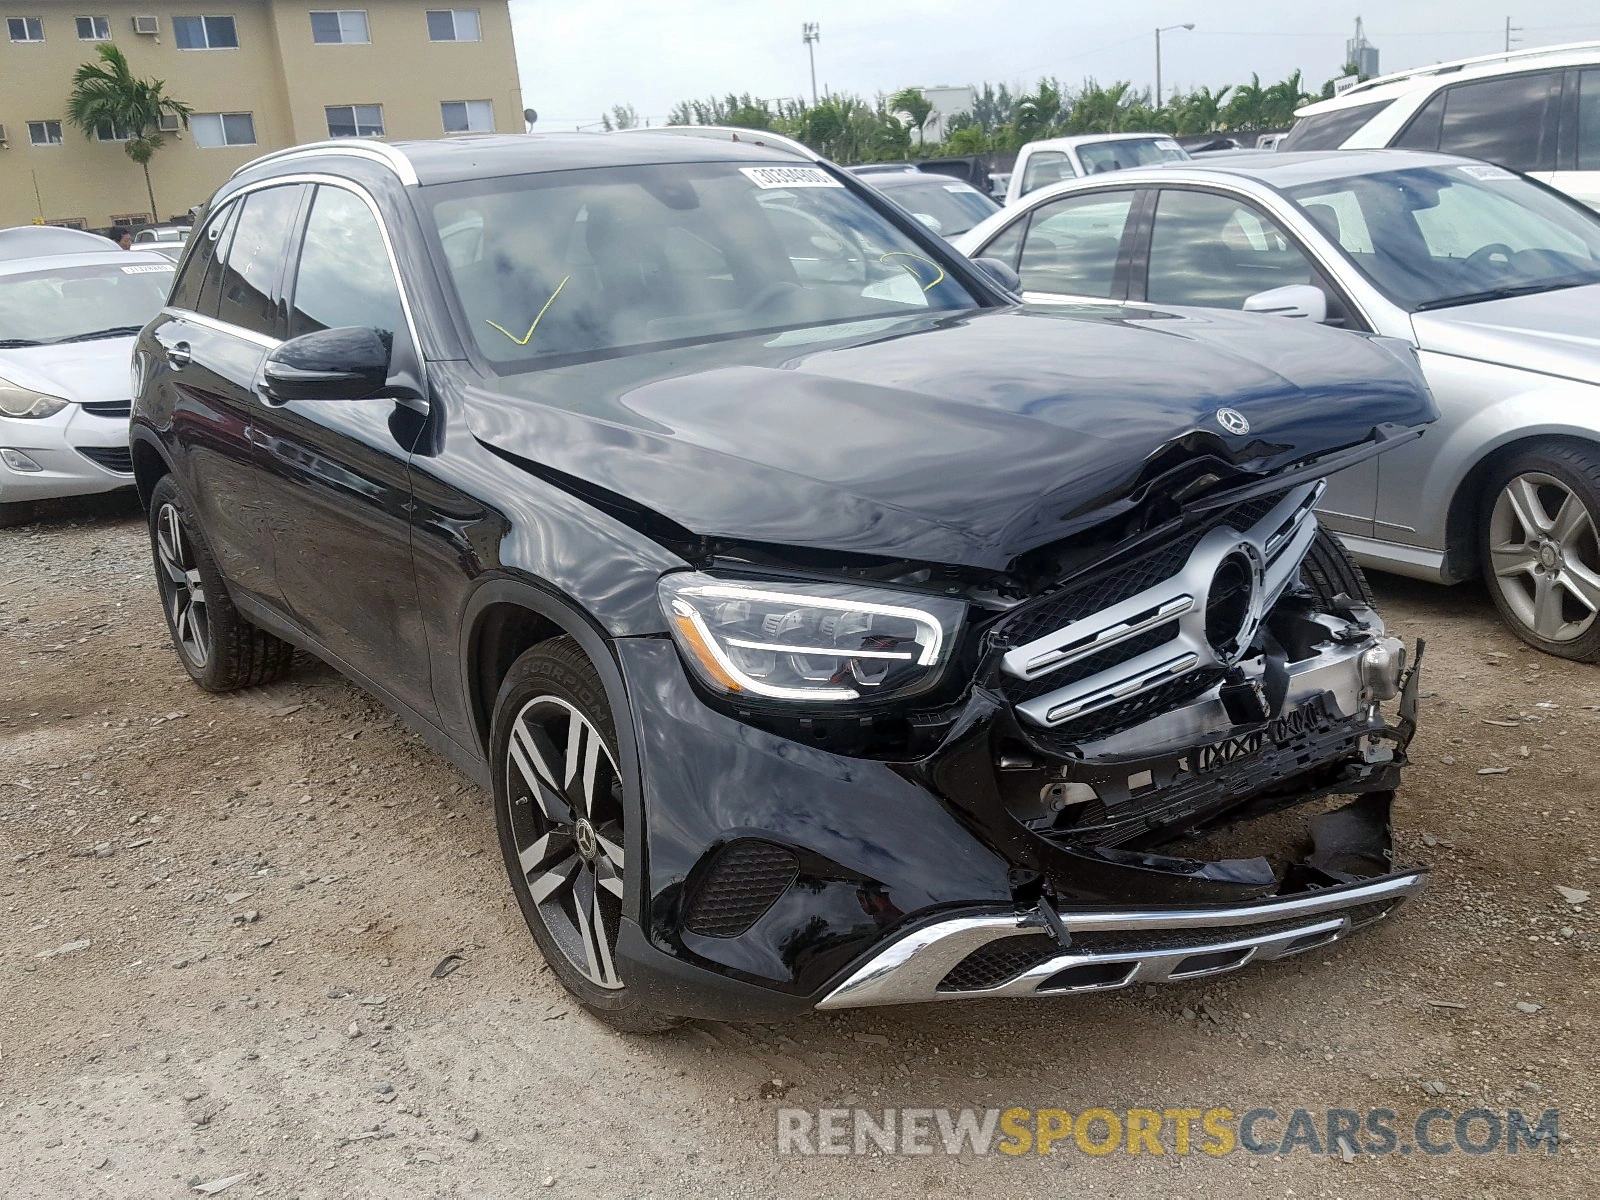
[681,839,798,938]
[938,935,1056,991]
[76,445,133,474]
[79,400,132,418]
[1000,532,1203,648]
[1004,621,1181,705]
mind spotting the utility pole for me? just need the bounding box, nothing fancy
[1504,16,1522,52]
[1154,23,1195,109]
[802,23,820,106]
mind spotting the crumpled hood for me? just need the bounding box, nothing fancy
[462,304,1435,570]
[0,338,136,404]
[1412,284,1600,387]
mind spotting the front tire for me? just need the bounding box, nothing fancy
[146,475,296,691]
[490,637,678,1034]
[1479,442,1600,662]
[1303,526,1376,608]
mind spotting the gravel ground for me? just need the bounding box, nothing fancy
[2,495,1596,1199]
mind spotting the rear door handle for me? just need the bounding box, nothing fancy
[165,341,191,369]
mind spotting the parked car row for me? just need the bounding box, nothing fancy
[0,113,1593,1034]
[954,148,1600,660]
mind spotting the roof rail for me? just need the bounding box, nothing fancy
[230,140,419,186]
[1342,39,1600,96]
[611,125,823,163]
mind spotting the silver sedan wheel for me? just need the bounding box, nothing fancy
[155,502,210,668]
[1487,472,1600,643]
[504,695,625,990]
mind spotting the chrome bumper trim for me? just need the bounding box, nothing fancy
[814,872,1424,1010]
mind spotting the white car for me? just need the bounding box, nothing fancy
[1283,40,1600,210]
[0,248,175,521]
[1005,133,1189,205]
[954,150,1600,660]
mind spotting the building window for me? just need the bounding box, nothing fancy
[7,15,45,40]
[172,14,237,49]
[48,217,89,229]
[309,9,368,44]
[426,8,478,41]
[190,111,256,147]
[27,120,64,145]
[75,14,110,39]
[95,120,134,142]
[325,104,384,138]
[441,99,493,133]
[110,213,153,226]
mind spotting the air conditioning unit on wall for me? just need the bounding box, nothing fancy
[132,15,159,35]
[0,124,9,147]
[158,114,181,133]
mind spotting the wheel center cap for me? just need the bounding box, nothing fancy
[1538,542,1561,570]
[574,819,598,861]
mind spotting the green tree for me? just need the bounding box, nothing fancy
[890,87,934,148]
[1222,73,1269,131]
[66,43,191,220]
[609,103,640,130]
[1012,79,1064,143]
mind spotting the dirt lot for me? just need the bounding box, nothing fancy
[2,495,1597,1198]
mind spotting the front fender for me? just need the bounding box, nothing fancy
[1390,353,1600,558]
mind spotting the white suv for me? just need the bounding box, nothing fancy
[1284,41,1600,209]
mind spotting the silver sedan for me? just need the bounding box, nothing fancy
[955,149,1600,661]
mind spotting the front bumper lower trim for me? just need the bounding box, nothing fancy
[814,871,1424,1009]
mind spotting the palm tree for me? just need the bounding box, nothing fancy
[890,87,934,148]
[66,43,191,221]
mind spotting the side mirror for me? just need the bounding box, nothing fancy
[260,327,391,404]
[1242,284,1328,323]
[973,256,1022,293]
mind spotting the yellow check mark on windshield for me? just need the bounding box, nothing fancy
[485,275,572,346]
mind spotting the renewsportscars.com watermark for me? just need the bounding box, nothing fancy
[776,1107,1561,1157]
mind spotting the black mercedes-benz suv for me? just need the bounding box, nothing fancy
[130,130,1437,1031]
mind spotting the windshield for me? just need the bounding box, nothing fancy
[877,178,999,236]
[424,161,978,369]
[1287,164,1600,310]
[0,260,173,345]
[1077,137,1188,174]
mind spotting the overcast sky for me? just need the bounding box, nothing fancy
[510,1,1600,129]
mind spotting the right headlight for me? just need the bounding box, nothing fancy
[0,376,69,420]
[658,571,966,703]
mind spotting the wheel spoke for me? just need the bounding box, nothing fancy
[527,853,578,903]
[571,871,619,988]
[594,829,624,871]
[1558,558,1600,615]
[596,855,624,899]
[509,721,572,823]
[517,830,572,877]
[1504,477,1553,538]
[563,714,601,816]
[1551,490,1594,548]
[1490,543,1538,579]
[1532,573,1567,640]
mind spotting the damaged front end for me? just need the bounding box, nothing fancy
[817,481,1427,1008]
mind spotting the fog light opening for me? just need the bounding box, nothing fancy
[1,448,43,473]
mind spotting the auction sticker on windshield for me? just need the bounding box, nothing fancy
[1458,164,1516,181]
[740,165,843,189]
[120,264,175,274]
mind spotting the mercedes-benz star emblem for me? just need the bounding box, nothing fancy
[1215,408,1251,436]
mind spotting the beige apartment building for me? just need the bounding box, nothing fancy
[1,0,521,228]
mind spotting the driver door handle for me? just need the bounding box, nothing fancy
[165,341,192,370]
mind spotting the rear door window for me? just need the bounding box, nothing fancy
[170,202,234,314]
[1434,71,1559,172]
[1146,189,1316,307]
[1015,190,1137,298]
